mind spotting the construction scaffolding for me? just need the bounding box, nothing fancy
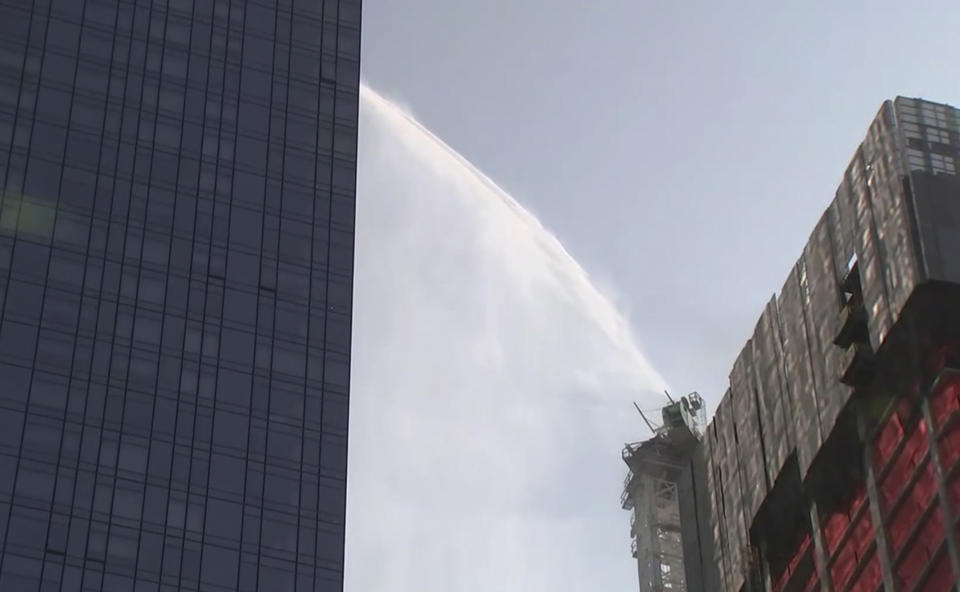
[627,97,960,592]
[768,344,960,592]
[622,394,704,592]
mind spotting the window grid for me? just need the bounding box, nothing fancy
[0,0,358,588]
[1,3,61,586]
[898,99,960,177]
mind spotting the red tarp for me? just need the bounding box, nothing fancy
[914,461,939,508]
[822,511,851,556]
[888,497,924,554]
[924,549,956,592]
[771,534,812,592]
[874,411,905,469]
[939,422,960,469]
[930,372,960,428]
[851,513,874,559]
[821,484,867,556]
[829,543,856,590]
[879,425,929,508]
[893,506,945,590]
[848,553,882,592]
[948,472,960,509]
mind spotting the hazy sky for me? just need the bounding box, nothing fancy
[350,1,960,590]
[360,0,960,400]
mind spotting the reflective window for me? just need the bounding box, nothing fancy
[0,0,357,585]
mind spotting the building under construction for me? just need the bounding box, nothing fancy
[622,393,706,591]
[622,97,960,591]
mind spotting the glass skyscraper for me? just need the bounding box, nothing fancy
[0,0,359,589]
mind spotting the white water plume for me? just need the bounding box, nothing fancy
[346,84,668,592]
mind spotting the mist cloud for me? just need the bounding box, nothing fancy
[345,85,666,591]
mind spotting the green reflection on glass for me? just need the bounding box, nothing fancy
[0,190,56,242]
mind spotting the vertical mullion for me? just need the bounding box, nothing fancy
[77,0,158,585]
[857,406,899,592]
[0,0,48,578]
[921,398,960,581]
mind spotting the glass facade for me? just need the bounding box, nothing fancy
[897,97,960,175]
[0,0,360,589]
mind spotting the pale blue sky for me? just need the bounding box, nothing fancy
[361,0,960,402]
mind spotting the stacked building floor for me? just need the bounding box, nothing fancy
[623,97,960,592]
